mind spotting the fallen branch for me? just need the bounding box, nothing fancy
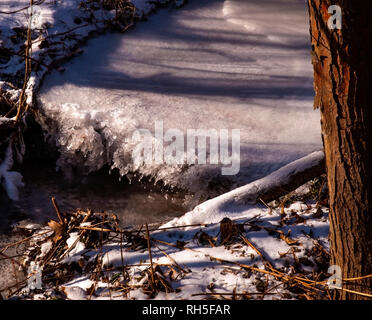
[164,151,325,226]
[217,151,325,206]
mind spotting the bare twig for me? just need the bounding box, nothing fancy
[15,0,33,122]
[145,224,155,289]
[51,197,64,225]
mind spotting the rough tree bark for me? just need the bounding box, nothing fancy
[308,0,372,299]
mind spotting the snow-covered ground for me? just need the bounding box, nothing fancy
[0,0,175,200]
[10,189,330,300]
[1,150,331,300]
[0,0,168,88]
[1,0,111,101]
[36,0,321,198]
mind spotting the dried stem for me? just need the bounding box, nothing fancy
[15,0,33,122]
[145,223,155,288]
[51,197,64,225]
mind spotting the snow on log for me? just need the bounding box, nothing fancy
[163,150,325,226]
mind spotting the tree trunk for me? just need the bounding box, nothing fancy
[308,0,372,299]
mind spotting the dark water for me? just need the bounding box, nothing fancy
[0,164,190,233]
[0,163,191,297]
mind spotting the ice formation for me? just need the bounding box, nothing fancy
[36,0,321,197]
[0,144,24,201]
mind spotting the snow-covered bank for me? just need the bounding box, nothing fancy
[0,0,172,91]
[0,147,330,300]
[4,179,330,300]
[0,0,178,200]
[37,0,321,198]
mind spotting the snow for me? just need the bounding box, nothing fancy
[1,0,107,108]
[61,286,88,300]
[36,0,321,198]
[64,232,86,258]
[8,155,330,300]
[27,198,329,300]
[40,241,53,258]
[42,153,329,300]
[0,0,174,200]
[0,0,173,94]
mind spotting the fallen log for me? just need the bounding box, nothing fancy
[233,150,325,205]
[162,150,325,226]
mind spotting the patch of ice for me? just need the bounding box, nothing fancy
[223,0,310,45]
[37,0,321,197]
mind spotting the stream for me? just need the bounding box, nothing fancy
[0,163,189,233]
[1,0,321,234]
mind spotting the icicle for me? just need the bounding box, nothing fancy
[0,144,24,201]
